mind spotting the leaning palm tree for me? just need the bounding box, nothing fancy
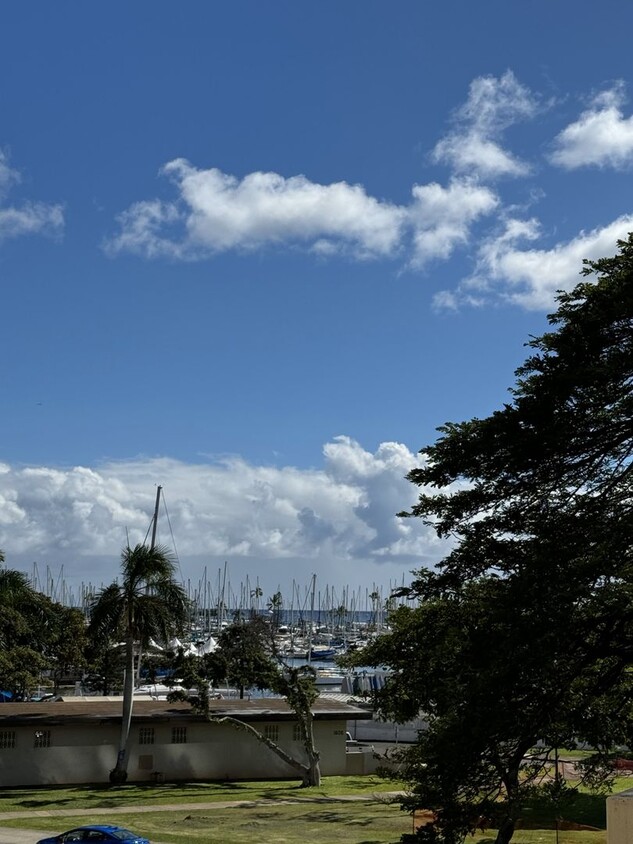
[89,543,189,783]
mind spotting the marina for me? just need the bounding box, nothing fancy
[26,559,417,632]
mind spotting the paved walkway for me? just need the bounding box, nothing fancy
[0,827,54,844]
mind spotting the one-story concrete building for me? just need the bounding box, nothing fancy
[0,697,372,787]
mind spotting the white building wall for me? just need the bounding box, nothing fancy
[0,719,347,787]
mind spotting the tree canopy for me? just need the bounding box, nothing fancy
[0,565,87,698]
[171,617,322,786]
[204,616,278,698]
[349,235,633,844]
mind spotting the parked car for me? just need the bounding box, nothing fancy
[37,825,150,843]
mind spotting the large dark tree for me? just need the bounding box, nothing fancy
[349,236,633,844]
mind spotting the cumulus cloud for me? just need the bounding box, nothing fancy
[408,180,498,266]
[106,159,497,268]
[104,73,633,299]
[0,150,64,243]
[105,76,531,263]
[549,83,633,170]
[434,214,633,310]
[432,71,539,178]
[0,438,446,595]
[106,159,407,260]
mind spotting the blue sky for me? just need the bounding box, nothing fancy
[1,1,633,603]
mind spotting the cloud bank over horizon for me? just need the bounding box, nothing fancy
[0,437,447,595]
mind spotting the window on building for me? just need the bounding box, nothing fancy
[263,725,279,742]
[292,724,302,742]
[171,726,187,744]
[34,730,51,749]
[0,730,15,749]
[139,727,155,745]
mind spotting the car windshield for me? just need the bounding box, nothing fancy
[111,832,140,841]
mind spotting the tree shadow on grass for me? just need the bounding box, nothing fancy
[7,781,232,809]
[520,791,607,829]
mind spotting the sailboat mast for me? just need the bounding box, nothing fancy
[150,485,162,550]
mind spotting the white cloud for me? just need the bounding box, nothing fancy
[105,74,633,291]
[433,134,529,180]
[432,71,539,178]
[105,200,182,259]
[435,215,633,310]
[0,438,446,595]
[106,159,407,260]
[0,150,64,243]
[549,83,633,170]
[107,160,497,267]
[106,95,513,265]
[0,203,65,241]
[408,180,498,266]
[0,151,20,199]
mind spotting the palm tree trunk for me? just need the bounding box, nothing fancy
[110,634,135,784]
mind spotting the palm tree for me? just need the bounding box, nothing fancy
[89,543,189,783]
[0,567,33,604]
[267,590,283,630]
[250,585,263,615]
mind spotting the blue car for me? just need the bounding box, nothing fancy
[36,825,150,843]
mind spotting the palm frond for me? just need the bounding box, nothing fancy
[88,583,125,640]
[120,543,178,591]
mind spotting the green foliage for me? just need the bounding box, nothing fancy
[267,590,284,629]
[0,563,88,697]
[45,604,89,692]
[208,616,279,698]
[350,236,633,844]
[88,543,189,781]
[89,544,190,648]
[0,645,46,699]
[173,617,322,786]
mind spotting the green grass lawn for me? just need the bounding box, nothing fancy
[2,775,632,844]
[0,775,401,814]
[0,780,409,844]
[0,802,410,844]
